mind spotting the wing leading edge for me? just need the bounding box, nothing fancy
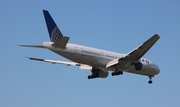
[106,34,160,68]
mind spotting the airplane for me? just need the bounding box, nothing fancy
[20,10,160,84]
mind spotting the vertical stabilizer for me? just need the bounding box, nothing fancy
[43,10,63,42]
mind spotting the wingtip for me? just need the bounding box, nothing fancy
[26,57,45,61]
[19,44,29,47]
[26,56,31,59]
[43,10,48,12]
[154,34,160,38]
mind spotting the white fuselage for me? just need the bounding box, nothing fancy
[42,42,160,76]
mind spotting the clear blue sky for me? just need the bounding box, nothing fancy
[1,0,180,107]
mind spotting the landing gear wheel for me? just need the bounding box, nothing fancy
[148,76,153,84]
[88,75,91,79]
[111,71,123,76]
[148,80,152,84]
[120,71,123,75]
[87,74,99,79]
[112,72,115,76]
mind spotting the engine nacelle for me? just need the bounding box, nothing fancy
[98,70,109,78]
[134,62,142,70]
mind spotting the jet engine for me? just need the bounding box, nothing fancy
[133,62,142,70]
[98,69,109,78]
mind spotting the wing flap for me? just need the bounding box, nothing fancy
[27,57,92,70]
[80,65,92,70]
[27,57,80,66]
[106,58,119,68]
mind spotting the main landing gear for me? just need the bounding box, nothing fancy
[88,75,99,79]
[148,76,153,84]
[87,68,100,79]
[111,69,123,76]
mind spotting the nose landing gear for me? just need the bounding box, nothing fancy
[148,76,153,84]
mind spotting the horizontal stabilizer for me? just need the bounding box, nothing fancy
[52,36,70,48]
[19,45,46,48]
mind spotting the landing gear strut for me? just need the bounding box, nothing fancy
[148,76,153,84]
[87,68,100,79]
[111,69,123,76]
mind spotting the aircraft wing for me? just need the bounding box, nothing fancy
[27,57,92,70]
[106,34,160,68]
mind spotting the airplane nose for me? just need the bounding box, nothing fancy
[155,65,160,74]
[150,63,160,75]
[156,67,160,74]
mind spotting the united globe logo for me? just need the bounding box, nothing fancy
[51,27,63,42]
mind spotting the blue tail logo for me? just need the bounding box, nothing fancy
[43,10,63,42]
[51,27,62,42]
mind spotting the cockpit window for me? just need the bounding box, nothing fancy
[146,60,149,63]
[142,59,144,62]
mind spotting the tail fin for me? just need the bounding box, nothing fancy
[43,10,63,42]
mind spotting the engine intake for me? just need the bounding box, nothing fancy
[134,62,142,70]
